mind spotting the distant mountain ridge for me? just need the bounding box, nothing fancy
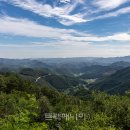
[1,56,130,94]
[0,56,130,70]
[90,67,130,95]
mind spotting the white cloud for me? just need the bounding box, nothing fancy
[93,0,129,10]
[1,0,130,25]
[0,15,130,58]
[89,6,130,21]
[1,0,86,25]
[60,0,71,4]
[0,16,130,42]
[62,32,130,42]
[0,15,77,38]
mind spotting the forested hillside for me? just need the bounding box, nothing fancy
[1,73,130,130]
[90,67,130,95]
[1,57,130,130]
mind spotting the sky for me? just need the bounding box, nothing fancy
[0,0,130,58]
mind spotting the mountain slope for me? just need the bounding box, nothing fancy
[90,67,130,94]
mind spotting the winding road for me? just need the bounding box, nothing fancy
[35,74,51,82]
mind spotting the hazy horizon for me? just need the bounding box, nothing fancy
[0,55,130,60]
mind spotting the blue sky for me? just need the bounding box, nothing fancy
[0,0,130,58]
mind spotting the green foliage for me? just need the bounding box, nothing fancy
[1,73,130,130]
[0,91,48,130]
[90,67,130,95]
[44,75,85,90]
[1,115,48,130]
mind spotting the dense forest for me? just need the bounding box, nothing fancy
[1,72,130,130]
